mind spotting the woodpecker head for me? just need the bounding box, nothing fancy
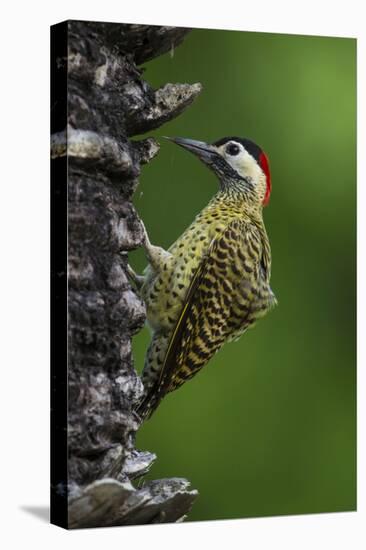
[166,136,271,207]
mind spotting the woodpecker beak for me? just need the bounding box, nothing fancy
[165,137,218,165]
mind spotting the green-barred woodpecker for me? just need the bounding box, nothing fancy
[129,136,277,420]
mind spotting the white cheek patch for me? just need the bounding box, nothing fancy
[226,150,262,182]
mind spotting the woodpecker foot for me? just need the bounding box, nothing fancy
[127,264,145,290]
[140,220,172,272]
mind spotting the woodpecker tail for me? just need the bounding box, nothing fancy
[135,390,163,422]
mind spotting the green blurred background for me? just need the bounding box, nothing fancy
[129,29,356,521]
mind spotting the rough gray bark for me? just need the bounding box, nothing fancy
[52,20,201,528]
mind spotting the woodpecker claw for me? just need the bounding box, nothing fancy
[127,264,145,290]
[140,220,150,247]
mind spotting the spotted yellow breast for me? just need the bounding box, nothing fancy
[141,197,240,332]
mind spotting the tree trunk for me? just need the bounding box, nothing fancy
[51,20,201,529]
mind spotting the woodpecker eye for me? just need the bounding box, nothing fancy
[226,143,240,156]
